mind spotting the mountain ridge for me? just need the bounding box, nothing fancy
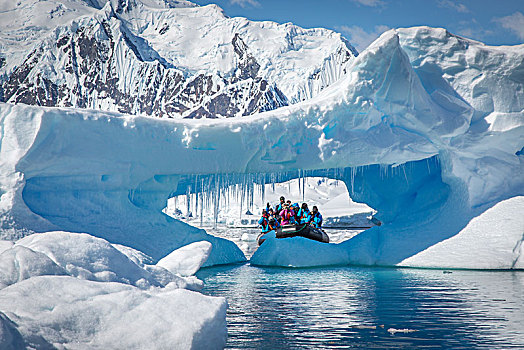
[0,0,357,118]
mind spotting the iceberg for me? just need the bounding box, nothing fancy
[0,276,226,349]
[0,231,227,349]
[0,27,522,270]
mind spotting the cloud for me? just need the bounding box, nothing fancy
[338,25,390,52]
[455,19,494,41]
[436,0,469,13]
[230,0,261,8]
[493,12,524,40]
[351,0,385,6]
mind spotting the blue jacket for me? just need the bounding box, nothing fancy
[259,216,280,232]
[275,202,285,215]
[308,212,323,228]
[268,217,281,230]
[258,217,270,233]
[297,208,310,224]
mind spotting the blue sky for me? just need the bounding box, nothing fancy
[192,0,524,52]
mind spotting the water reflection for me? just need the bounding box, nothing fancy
[197,265,524,349]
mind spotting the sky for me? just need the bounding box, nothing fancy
[192,0,524,52]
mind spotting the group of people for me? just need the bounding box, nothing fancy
[258,196,323,233]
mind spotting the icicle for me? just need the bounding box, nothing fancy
[260,174,266,207]
[350,167,355,194]
[302,174,306,202]
[186,185,191,217]
[200,178,204,227]
[402,164,409,185]
[298,169,302,195]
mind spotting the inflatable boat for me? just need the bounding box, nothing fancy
[257,224,329,246]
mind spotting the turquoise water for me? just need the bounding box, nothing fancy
[197,264,524,349]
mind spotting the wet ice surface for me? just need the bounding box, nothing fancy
[205,226,363,259]
[197,265,524,349]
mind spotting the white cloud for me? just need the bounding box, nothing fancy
[230,0,261,8]
[338,24,390,52]
[437,0,469,13]
[351,0,385,7]
[493,12,524,40]
[455,19,493,41]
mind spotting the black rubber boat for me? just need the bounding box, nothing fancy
[257,224,330,246]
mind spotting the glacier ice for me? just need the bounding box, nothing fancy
[0,27,523,270]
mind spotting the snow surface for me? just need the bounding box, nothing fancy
[0,231,227,349]
[0,26,523,270]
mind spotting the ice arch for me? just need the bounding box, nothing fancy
[1,27,523,268]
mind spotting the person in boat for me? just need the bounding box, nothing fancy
[275,196,286,216]
[258,209,270,234]
[268,207,277,221]
[292,203,300,223]
[308,206,323,228]
[280,203,296,226]
[297,203,310,224]
[267,217,280,232]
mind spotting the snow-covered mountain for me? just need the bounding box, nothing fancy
[0,0,357,118]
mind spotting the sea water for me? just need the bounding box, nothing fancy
[197,265,524,349]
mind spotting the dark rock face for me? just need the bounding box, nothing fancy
[232,33,260,81]
[0,12,288,118]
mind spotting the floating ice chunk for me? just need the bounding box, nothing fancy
[250,232,349,267]
[157,241,212,276]
[179,275,205,291]
[387,328,417,335]
[0,246,67,289]
[15,232,156,287]
[0,276,227,349]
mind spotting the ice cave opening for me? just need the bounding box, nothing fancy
[149,154,449,264]
[163,174,377,257]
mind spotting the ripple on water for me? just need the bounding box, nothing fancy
[197,265,524,349]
